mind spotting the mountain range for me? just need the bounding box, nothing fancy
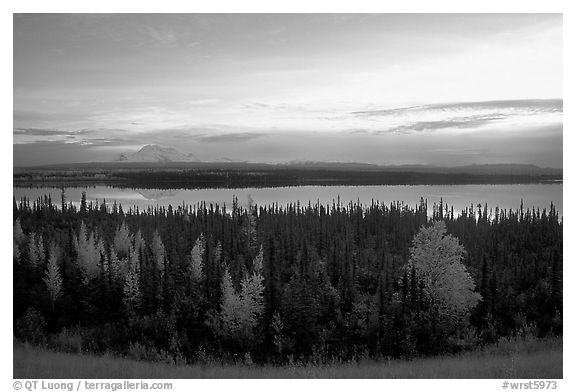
[110,145,561,176]
[13,144,561,178]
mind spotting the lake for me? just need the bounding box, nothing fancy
[13,184,563,218]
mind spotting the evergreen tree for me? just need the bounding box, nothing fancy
[28,232,45,267]
[134,229,146,254]
[14,218,25,245]
[43,244,63,310]
[80,191,87,214]
[190,234,205,281]
[13,240,21,263]
[123,247,141,311]
[151,230,166,274]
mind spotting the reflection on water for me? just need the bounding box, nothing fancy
[135,189,180,201]
[14,184,563,217]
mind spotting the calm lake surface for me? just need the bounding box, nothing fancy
[14,184,563,217]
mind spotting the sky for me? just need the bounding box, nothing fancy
[13,14,562,167]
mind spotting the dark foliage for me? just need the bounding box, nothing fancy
[14,165,561,189]
[13,194,562,363]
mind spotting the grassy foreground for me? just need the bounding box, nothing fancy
[14,337,562,379]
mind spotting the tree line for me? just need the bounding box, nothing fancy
[13,194,562,364]
[14,166,561,189]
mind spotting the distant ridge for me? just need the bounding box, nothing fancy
[274,162,561,176]
[118,144,199,163]
[15,160,562,177]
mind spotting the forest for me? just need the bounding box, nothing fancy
[13,194,562,365]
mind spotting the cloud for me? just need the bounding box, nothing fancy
[13,124,268,150]
[351,99,562,134]
[148,27,177,45]
[238,102,314,113]
[348,129,370,134]
[193,132,267,143]
[379,114,508,134]
[428,148,490,156]
[64,138,118,146]
[14,109,91,123]
[430,99,562,113]
[13,127,134,148]
[13,128,93,136]
[14,140,122,166]
[353,99,562,117]
[186,98,221,106]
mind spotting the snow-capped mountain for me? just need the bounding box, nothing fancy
[118,145,199,163]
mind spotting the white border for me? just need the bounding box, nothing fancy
[3,1,573,391]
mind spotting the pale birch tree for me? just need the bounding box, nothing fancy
[113,221,133,259]
[74,221,104,283]
[408,221,481,322]
[218,250,265,343]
